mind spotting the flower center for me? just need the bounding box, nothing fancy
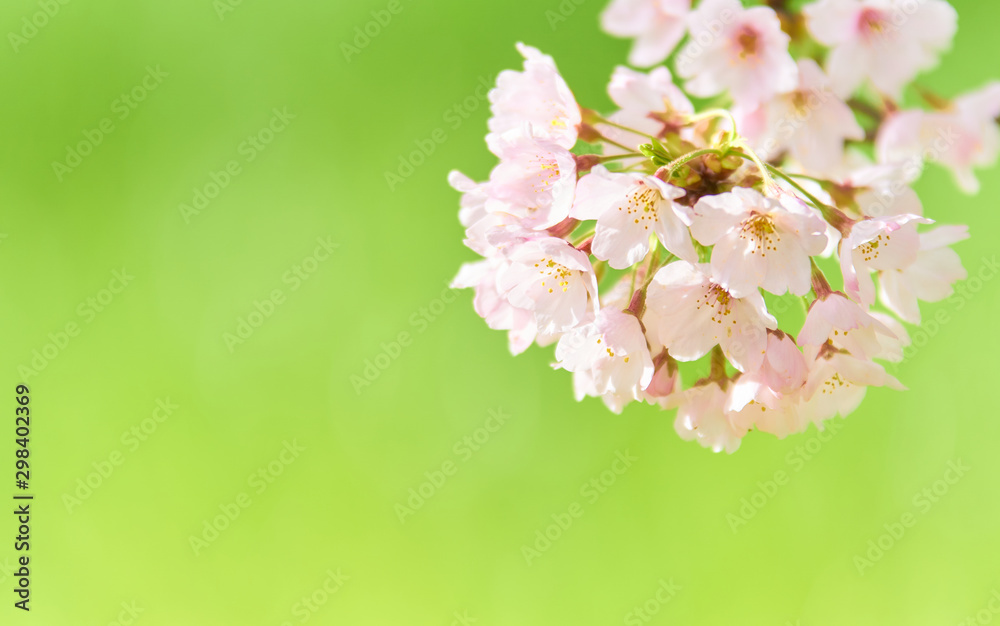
[534,257,573,294]
[858,8,889,40]
[696,284,738,326]
[820,372,851,394]
[620,183,660,231]
[739,213,780,257]
[532,157,561,194]
[856,232,889,263]
[733,26,760,61]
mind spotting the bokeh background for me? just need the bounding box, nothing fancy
[0,0,998,623]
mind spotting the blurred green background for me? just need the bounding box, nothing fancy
[0,0,997,623]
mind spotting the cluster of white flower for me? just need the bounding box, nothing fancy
[450,0,999,452]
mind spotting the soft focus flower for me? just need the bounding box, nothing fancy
[798,293,899,361]
[798,349,904,427]
[803,0,957,99]
[601,0,691,67]
[686,187,829,297]
[879,225,969,323]
[676,0,797,107]
[571,166,696,268]
[674,381,746,453]
[488,43,581,150]
[596,66,696,162]
[877,82,1000,193]
[646,261,777,372]
[738,59,864,173]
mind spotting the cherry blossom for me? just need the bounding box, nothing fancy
[839,213,931,305]
[738,59,864,173]
[798,349,904,427]
[497,237,599,334]
[879,225,969,324]
[803,0,957,99]
[676,0,797,107]
[674,382,746,453]
[686,187,829,297]
[645,261,777,372]
[571,166,696,268]
[877,83,1000,194]
[601,0,691,67]
[451,258,538,355]
[798,293,899,361]
[488,43,581,150]
[555,308,655,411]
[449,0,988,452]
[485,128,578,231]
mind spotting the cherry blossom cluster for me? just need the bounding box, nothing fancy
[450,0,999,452]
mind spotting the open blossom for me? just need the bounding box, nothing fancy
[449,171,523,256]
[555,308,655,412]
[879,225,969,324]
[803,0,957,99]
[798,293,899,361]
[674,382,746,453]
[839,213,931,305]
[598,66,695,160]
[646,261,777,372]
[798,349,904,427]
[676,0,797,107]
[738,59,864,173]
[686,188,829,297]
[497,237,599,334]
[725,331,808,437]
[485,128,577,231]
[571,166,696,269]
[601,0,690,67]
[877,82,1000,194]
[488,43,581,150]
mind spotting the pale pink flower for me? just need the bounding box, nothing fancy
[486,128,578,231]
[738,59,864,173]
[601,0,691,67]
[798,349,904,426]
[798,293,899,361]
[675,382,747,454]
[451,258,538,355]
[869,311,910,363]
[839,214,931,305]
[676,0,798,107]
[645,261,778,372]
[879,225,969,324]
[598,66,696,161]
[756,330,809,394]
[571,166,697,269]
[724,331,808,437]
[497,237,599,334]
[877,83,1000,193]
[488,43,581,150]
[643,351,682,407]
[449,171,522,256]
[555,309,655,411]
[803,0,957,99]
[686,187,829,297]
[727,377,803,439]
